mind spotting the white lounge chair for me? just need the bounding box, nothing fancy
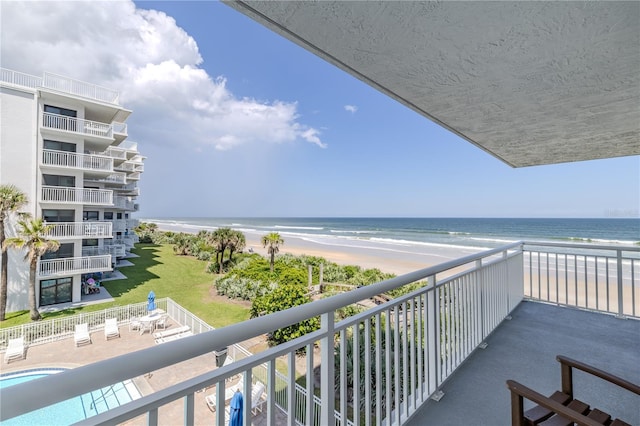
[4,337,25,363]
[74,323,91,347]
[104,318,120,340]
[205,381,244,412]
[250,381,266,414]
[153,325,190,340]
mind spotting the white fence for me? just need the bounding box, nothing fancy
[42,112,113,139]
[41,186,113,206]
[43,222,112,239]
[42,149,113,172]
[38,255,112,277]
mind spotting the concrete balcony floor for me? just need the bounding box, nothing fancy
[406,301,640,426]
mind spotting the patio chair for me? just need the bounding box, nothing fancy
[250,381,267,415]
[129,317,142,332]
[74,323,91,347]
[205,381,244,412]
[4,337,26,363]
[104,318,120,340]
[155,314,168,330]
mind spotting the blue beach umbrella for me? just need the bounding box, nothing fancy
[229,390,243,426]
[147,290,156,312]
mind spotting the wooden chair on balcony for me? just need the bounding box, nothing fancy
[507,355,640,426]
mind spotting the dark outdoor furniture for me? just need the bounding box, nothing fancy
[507,355,640,426]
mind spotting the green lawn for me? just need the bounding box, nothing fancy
[0,244,250,328]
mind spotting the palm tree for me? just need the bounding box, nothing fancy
[4,217,59,321]
[227,230,246,262]
[210,227,233,273]
[261,232,284,272]
[0,184,28,321]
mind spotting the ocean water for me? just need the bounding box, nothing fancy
[144,217,639,252]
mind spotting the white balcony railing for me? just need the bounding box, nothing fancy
[42,72,119,104]
[42,149,113,172]
[41,186,113,206]
[1,68,42,89]
[1,68,120,104]
[127,218,139,229]
[114,162,135,172]
[43,222,113,239]
[127,172,141,181]
[100,146,127,160]
[42,112,113,139]
[3,242,638,425]
[111,220,126,232]
[37,255,112,277]
[113,196,135,210]
[85,172,127,185]
[105,243,127,258]
[112,121,127,135]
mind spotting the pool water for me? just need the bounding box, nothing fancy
[0,369,141,425]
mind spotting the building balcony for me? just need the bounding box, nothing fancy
[0,68,120,104]
[3,242,638,425]
[41,149,113,174]
[82,245,125,259]
[114,161,135,172]
[110,219,127,232]
[37,255,112,278]
[113,196,135,211]
[43,221,113,240]
[41,112,113,140]
[41,186,113,206]
[84,172,127,186]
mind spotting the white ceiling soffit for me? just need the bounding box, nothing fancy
[224,1,640,167]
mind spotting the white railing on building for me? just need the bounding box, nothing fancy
[42,72,119,104]
[523,242,640,318]
[43,222,112,239]
[119,140,139,152]
[0,68,43,89]
[112,121,128,135]
[42,149,113,172]
[101,146,127,160]
[2,242,637,425]
[1,68,120,104]
[85,172,127,185]
[127,172,141,181]
[38,255,112,277]
[114,161,135,172]
[41,186,113,205]
[42,112,113,139]
[81,246,110,257]
[105,243,127,258]
[127,218,140,229]
[111,220,127,232]
[113,196,135,210]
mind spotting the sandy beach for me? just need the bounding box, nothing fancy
[152,222,484,276]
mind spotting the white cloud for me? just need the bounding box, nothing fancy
[344,105,358,113]
[0,0,324,151]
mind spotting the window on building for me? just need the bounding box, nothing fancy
[43,174,75,187]
[103,212,114,220]
[41,243,73,260]
[40,277,72,306]
[125,213,129,219]
[82,239,98,247]
[44,105,77,117]
[42,209,75,222]
[43,140,76,152]
[116,213,123,219]
[83,211,99,221]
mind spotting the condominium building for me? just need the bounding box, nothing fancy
[0,68,144,312]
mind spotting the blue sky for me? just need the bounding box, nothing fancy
[2,1,638,218]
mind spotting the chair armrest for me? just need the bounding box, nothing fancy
[557,355,640,395]
[506,380,601,426]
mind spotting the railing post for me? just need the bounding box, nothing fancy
[320,311,335,426]
[427,275,437,396]
[616,249,625,318]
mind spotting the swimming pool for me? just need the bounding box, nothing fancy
[0,368,141,425]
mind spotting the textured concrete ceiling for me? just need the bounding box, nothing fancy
[225,1,640,167]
